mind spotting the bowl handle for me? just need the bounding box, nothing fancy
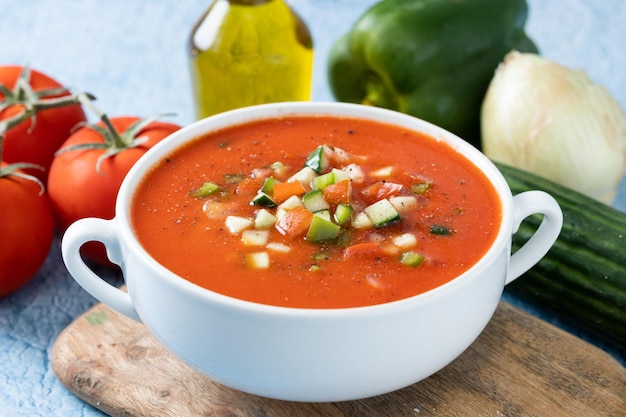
[506,190,563,285]
[61,217,141,321]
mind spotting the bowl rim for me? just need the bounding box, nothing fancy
[116,101,514,317]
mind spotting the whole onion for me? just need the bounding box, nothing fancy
[481,51,626,204]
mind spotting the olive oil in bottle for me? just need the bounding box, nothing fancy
[189,0,314,119]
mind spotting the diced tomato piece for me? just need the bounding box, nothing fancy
[360,181,404,204]
[275,206,313,237]
[236,177,264,196]
[323,179,352,205]
[273,181,307,203]
[343,241,383,258]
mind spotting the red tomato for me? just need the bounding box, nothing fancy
[0,66,86,182]
[47,116,181,265]
[0,164,55,296]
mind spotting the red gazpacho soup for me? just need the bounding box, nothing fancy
[131,116,501,309]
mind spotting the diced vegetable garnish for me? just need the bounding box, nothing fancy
[304,145,330,174]
[352,211,373,229]
[334,203,353,225]
[268,161,290,177]
[389,195,418,213]
[363,199,401,228]
[261,176,279,194]
[430,225,452,235]
[219,143,440,269]
[272,180,307,203]
[344,242,380,258]
[241,230,271,246]
[190,181,220,198]
[306,214,341,242]
[254,209,277,229]
[331,168,350,182]
[361,181,404,203]
[302,189,330,212]
[251,191,276,207]
[275,206,314,237]
[287,166,317,185]
[312,171,336,190]
[266,242,291,253]
[371,166,394,178]
[400,251,425,267]
[244,252,270,269]
[225,216,253,234]
[411,182,431,194]
[224,173,246,184]
[323,180,351,205]
[392,233,417,249]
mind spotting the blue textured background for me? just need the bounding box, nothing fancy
[1,1,625,416]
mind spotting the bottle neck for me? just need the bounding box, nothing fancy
[228,0,274,5]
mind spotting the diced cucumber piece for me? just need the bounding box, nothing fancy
[276,195,304,220]
[241,230,270,246]
[306,215,341,242]
[244,252,270,269]
[225,216,253,234]
[313,209,332,222]
[269,161,290,177]
[190,181,220,198]
[334,203,353,225]
[312,171,335,190]
[352,212,373,229]
[254,209,277,229]
[363,199,401,228]
[302,189,330,212]
[331,168,350,183]
[400,251,425,267]
[288,166,317,185]
[389,196,418,213]
[261,176,279,194]
[251,191,276,207]
[304,145,329,174]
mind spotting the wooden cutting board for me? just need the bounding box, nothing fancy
[52,300,626,417]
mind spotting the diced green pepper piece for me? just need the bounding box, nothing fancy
[190,181,220,198]
[224,173,246,184]
[411,182,431,194]
[306,214,341,242]
[430,225,452,235]
[400,251,425,267]
[334,203,353,225]
[304,145,329,174]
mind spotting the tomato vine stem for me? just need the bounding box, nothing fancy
[0,65,96,190]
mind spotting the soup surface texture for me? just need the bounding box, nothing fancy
[131,116,501,309]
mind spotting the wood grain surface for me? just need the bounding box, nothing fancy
[51,301,626,417]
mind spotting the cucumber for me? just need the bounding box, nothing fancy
[363,198,401,228]
[306,214,341,242]
[496,161,626,349]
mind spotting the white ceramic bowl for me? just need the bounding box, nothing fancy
[61,102,562,402]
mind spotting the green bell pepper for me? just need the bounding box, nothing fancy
[327,0,538,148]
